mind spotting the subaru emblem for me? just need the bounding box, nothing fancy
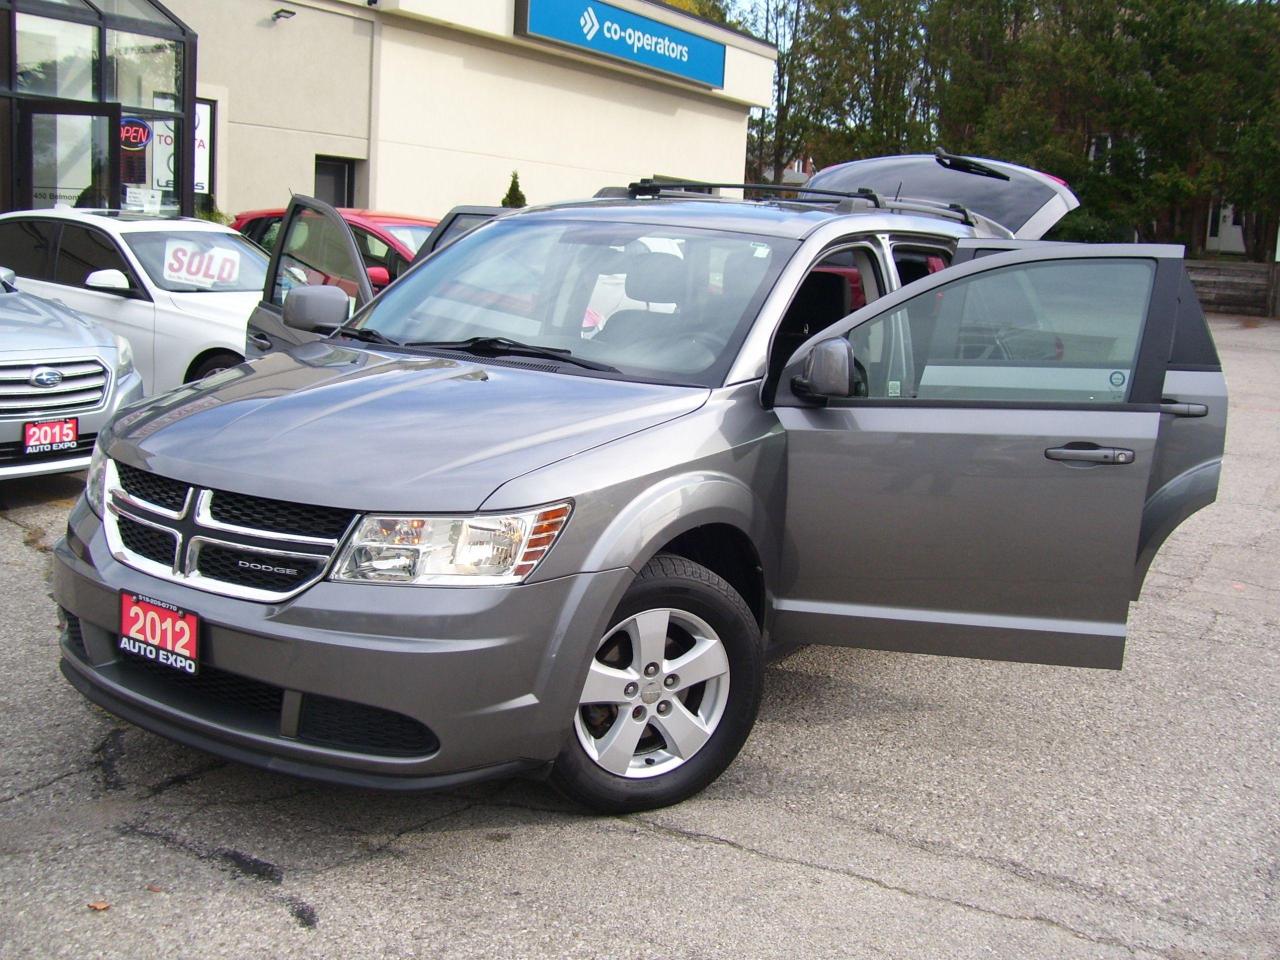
[30,367,63,388]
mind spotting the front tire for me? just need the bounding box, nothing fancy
[186,350,243,383]
[550,554,763,813]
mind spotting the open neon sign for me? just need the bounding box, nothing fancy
[119,117,153,151]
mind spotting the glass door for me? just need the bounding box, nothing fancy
[16,99,121,211]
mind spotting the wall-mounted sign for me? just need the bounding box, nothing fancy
[119,117,153,151]
[517,0,726,89]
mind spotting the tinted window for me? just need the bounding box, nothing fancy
[271,207,365,308]
[55,226,133,287]
[847,258,1155,404]
[0,219,55,279]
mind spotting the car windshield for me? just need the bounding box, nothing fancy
[124,231,269,293]
[357,219,796,386]
[382,224,433,255]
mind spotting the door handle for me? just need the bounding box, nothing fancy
[248,332,272,350]
[1045,445,1135,465]
[1159,399,1208,418]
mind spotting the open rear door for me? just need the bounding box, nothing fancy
[245,195,373,359]
[804,153,1079,240]
[410,206,504,265]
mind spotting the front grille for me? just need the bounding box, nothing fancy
[110,640,439,758]
[107,463,350,601]
[62,612,88,661]
[209,490,355,539]
[117,462,190,512]
[115,654,286,722]
[0,432,96,466]
[298,693,440,756]
[118,515,178,567]
[0,359,108,417]
[195,542,324,592]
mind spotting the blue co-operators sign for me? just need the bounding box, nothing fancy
[520,0,726,88]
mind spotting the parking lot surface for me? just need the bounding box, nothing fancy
[1,317,1277,960]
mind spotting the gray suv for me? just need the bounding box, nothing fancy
[52,155,1226,811]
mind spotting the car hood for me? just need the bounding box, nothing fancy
[0,288,115,353]
[108,341,710,512]
[163,289,261,328]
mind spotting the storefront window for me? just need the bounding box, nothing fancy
[106,30,181,109]
[118,116,180,214]
[16,14,99,101]
[97,0,177,25]
[31,113,110,208]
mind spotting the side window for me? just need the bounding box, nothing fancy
[352,227,391,269]
[255,217,283,252]
[271,207,364,308]
[848,258,1156,404]
[892,245,949,286]
[0,220,55,279]
[55,226,135,288]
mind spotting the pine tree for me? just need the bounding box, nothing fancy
[501,171,527,208]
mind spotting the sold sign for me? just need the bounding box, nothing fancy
[120,117,152,151]
[163,241,241,289]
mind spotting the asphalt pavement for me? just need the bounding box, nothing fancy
[1,316,1277,959]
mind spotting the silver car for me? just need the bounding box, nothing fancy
[0,270,143,482]
[52,155,1227,811]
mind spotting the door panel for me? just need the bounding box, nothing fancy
[773,244,1184,668]
[246,196,372,358]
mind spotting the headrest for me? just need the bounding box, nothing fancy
[624,252,685,303]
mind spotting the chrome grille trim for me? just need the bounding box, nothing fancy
[102,460,352,603]
[0,357,110,418]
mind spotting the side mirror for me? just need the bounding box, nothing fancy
[283,284,349,333]
[366,265,391,289]
[792,337,866,399]
[0,266,16,287]
[85,268,132,294]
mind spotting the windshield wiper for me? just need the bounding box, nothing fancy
[403,336,619,372]
[336,324,402,346]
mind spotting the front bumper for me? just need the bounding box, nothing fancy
[53,498,633,788]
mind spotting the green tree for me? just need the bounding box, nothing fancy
[501,170,527,208]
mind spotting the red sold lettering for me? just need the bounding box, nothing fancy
[167,248,186,273]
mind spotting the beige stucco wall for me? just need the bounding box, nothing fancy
[171,0,774,219]
[163,0,374,215]
[370,19,754,216]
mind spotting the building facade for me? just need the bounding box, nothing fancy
[163,0,776,219]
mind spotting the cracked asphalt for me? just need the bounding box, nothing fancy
[1,316,1277,959]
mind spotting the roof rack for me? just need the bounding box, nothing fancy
[596,179,978,227]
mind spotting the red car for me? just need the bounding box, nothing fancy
[232,207,438,289]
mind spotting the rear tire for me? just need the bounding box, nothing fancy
[186,351,243,383]
[550,554,763,813]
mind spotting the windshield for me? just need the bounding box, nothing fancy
[124,231,269,293]
[383,224,433,255]
[358,219,795,386]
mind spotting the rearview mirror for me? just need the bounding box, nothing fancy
[283,284,349,333]
[792,337,866,400]
[85,269,132,294]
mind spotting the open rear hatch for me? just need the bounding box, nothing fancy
[802,151,1080,240]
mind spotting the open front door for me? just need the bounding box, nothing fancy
[772,244,1186,669]
[245,195,373,358]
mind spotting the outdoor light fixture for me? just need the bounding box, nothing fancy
[271,8,296,21]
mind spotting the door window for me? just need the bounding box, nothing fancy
[848,258,1155,404]
[54,225,136,288]
[271,206,364,308]
[0,220,56,279]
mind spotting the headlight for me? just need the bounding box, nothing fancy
[112,335,134,377]
[332,503,572,586]
[86,440,108,518]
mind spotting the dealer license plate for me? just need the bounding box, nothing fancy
[23,417,78,455]
[118,592,200,675]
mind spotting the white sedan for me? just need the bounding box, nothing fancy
[0,209,269,395]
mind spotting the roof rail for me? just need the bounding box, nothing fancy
[597,179,979,227]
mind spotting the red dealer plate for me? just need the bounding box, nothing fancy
[118,592,200,675]
[23,417,78,455]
